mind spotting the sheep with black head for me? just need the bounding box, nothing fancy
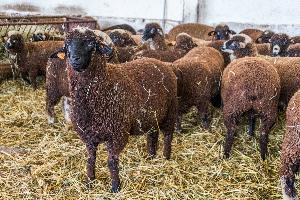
[208,24,236,40]
[51,27,177,192]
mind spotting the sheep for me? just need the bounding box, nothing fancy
[221,57,280,160]
[4,32,64,89]
[101,24,137,35]
[132,33,197,62]
[256,30,275,43]
[31,30,64,42]
[46,27,120,123]
[166,23,214,41]
[183,46,225,108]
[263,56,300,108]
[108,29,137,47]
[221,34,258,61]
[142,23,168,50]
[173,51,214,131]
[46,58,70,124]
[291,36,300,44]
[207,24,236,40]
[50,28,177,192]
[239,28,264,42]
[280,89,300,200]
[269,33,300,57]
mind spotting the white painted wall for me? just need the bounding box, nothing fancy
[0,0,299,35]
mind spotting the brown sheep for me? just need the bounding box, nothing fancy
[142,23,168,50]
[280,89,300,200]
[101,24,136,35]
[132,33,197,62]
[291,36,300,44]
[256,30,275,43]
[268,33,300,57]
[108,29,137,47]
[51,28,177,192]
[221,57,280,160]
[4,32,64,89]
[207,24,236,40]
[184,46,225,108]
[239,28,264,42]
[287,43,300,57]
[173,54,213,131]
[167,23,214,41]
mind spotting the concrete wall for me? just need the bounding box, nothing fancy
[0,0,299,35]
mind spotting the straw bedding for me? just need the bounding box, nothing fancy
[0,79,294,199]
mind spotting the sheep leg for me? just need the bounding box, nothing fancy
[175,114,183,133]
[147,129,159,158]
[197,101,211,130]
[107,138,127,193]
[29,70,37,89]
[259,114,276,160]
[85,142,98,187]
[46,97,60,124]
[224,116,237,158]
[281,175,298,200]
[248,111,256,137]
[21,72,31,85]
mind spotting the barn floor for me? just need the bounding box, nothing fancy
[0,79,294,199]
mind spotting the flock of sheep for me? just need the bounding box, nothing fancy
[2,21,300,199]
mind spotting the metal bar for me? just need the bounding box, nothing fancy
[0,15,69,19]
[0,19,96,26]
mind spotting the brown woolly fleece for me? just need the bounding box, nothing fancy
[143,23,168,51]
[255,43,271,56]
[184,46,225,108]
[5,34,64,89]
[239,28,264,42]
[173,55,213,131]
[221,57,280,160]
[131,33,197,62]
[263,56,300,108]
[46,58,70,124]
[108,29,137,47]
[166,23,214,41]
[280,90,300,200]
[115,45,145,63]
[64,28,177,192]
[287,43,300,57]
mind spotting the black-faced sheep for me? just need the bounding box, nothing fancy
[166,23,214,41]
[51,28,177,192]
[280,89,300,200]
[256,30,275,43]
[101,24,137,35]
[239,28,264,42]
[207,24,236,40]
[132,33,197,62]
[221,57,280,160]
[269,33,300,57]
[142,23,168,50]
[31,30,64,42]
[4,32,64,89]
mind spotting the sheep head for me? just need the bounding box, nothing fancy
[269,33,291,57]
[50,27,113,72]
[174,33,197,51]
[31,31,48,42]
[221,33,256,61]
[208,24,236,40]
[4,32,25,53]
[256,30,274,43]
[142,23,164,41]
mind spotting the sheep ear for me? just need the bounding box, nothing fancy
[208,31,216,36]
[239,42,246,48]
[96,42,113,58]
[290,38,295,44]
[49,47,66,59]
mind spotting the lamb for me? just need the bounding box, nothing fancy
[46,27,120,123]
[269,33,300,57]
[50,28,177,192]
[207,24,236,40]
[239,28,264,42]
[280,89,300,200]
[221,34,281,159]
[256,30,275,43]
[166,23,214,41]
[132,33,197,62]
[101,23,137,35]
[4,31,64,88]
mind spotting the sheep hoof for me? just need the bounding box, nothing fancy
[47,116,55,124]
[111,181,121,193]
[223,153,230,159]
